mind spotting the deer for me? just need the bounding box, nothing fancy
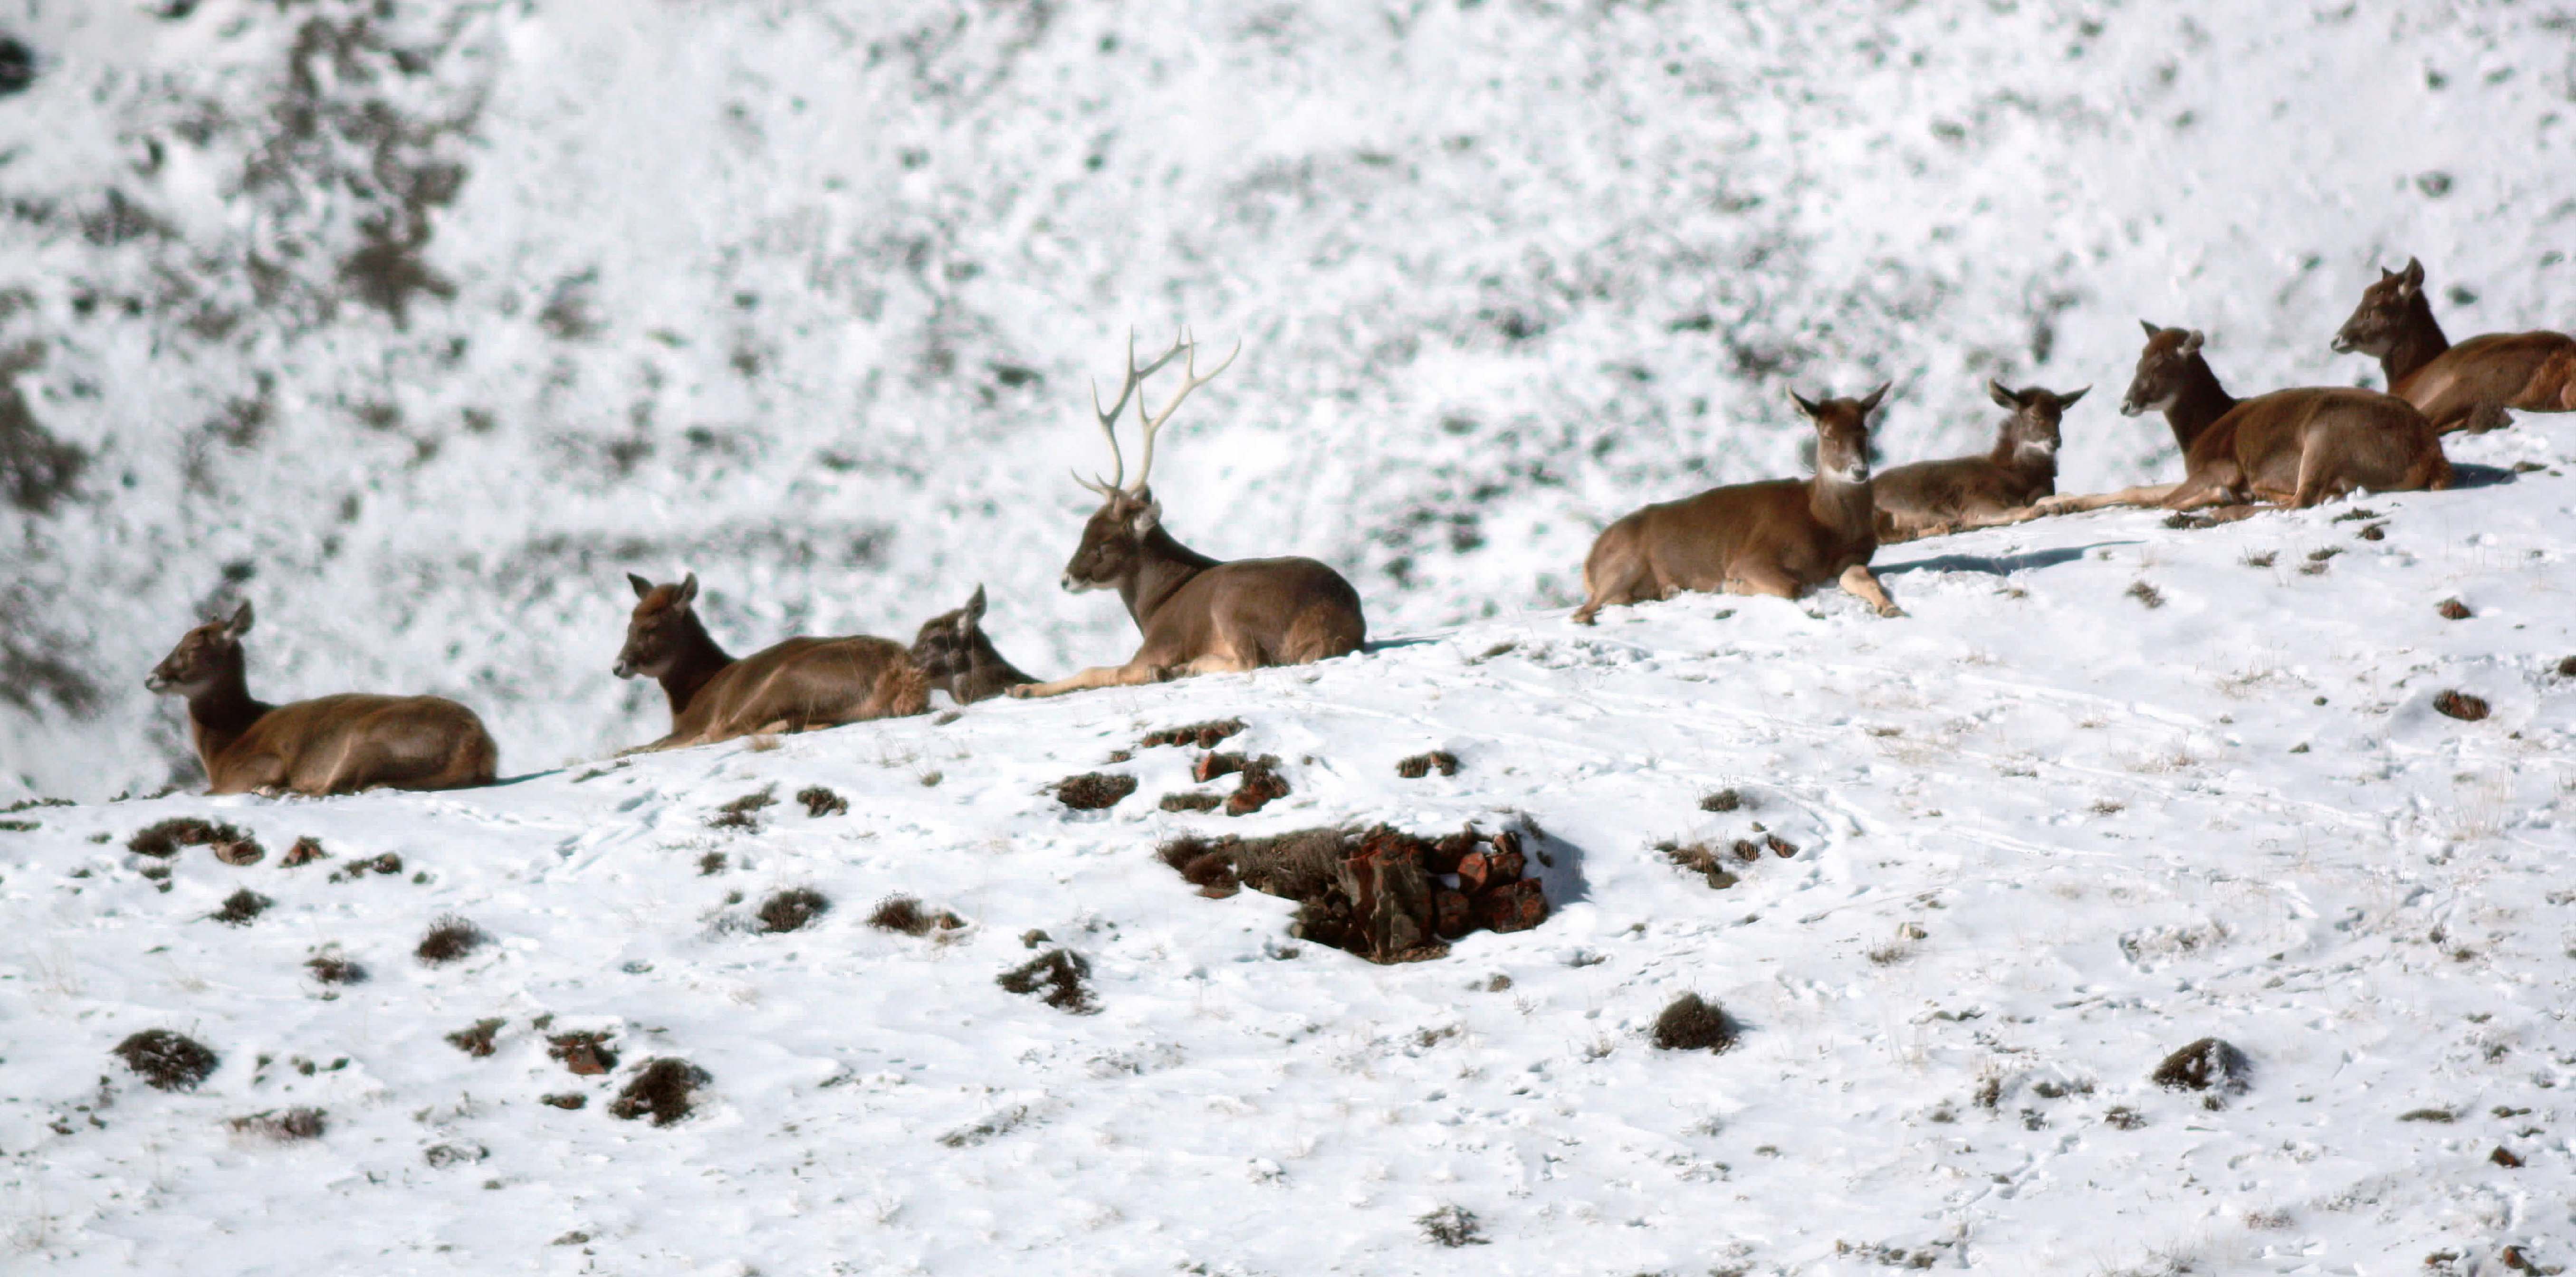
[1007,331,1368,698]
[145,601,498,795]
[2331,257,2576,434]
[1871,380,2088,542]
[613,572,927,751]
[2040,323,2451,515]
[910,585,1035,704]
[1571,384,1901,624]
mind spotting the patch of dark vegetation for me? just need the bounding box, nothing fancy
[2436,598,2471,620]
[755,887,829,934]
[708,785,777,831]
[129,818,257,861]
[2397,1106,2455,1123]
[212,837,264,866]
[2162,512,2215,531]
[0,36,35,97]
[540,1093,586,1110]
[328,851,402,882]
[2491,1145,2524,1168]
[2356,522,2386,541]
[2126,580,2165,609]
[114,1029,219,1092]
[696,851,727,876]
[1417,1204,1487,1248]
[2557,655,2576,678]
[1159,791,1224,813]
[208,888,272,926]
[229,1107,326,1142]
[795,785,847,818]
[1189,752,1293,815]
[1140,718,1244,750]
[422,1142,486,1168]
[547,1031,618,1077]
[1699,788,1747,812]
[1767,833,1799,857]
[1655,840,1738,890]
[2332,506,2381,523]
[997,949,1098,1014]
[867,894,964,937]
[1053,772,1137,811]
[0,819,35,832]
[2241,551,2277,568]
[2,796,71,813]
[2433,690,2490,722]
[2301,546,2341,575]
[1155,822,1550,963]
[1395,750,1460,779]
[2103,1105,2146,1130]
[281,836,329,867]
[2151,1036,2250,1097]
[415,915,487,966]
[305,952,366,985]
[609,1058,709,1126]
[0,340,89,516]
[1650,992,1740,1052]
[445,1018,505,1058]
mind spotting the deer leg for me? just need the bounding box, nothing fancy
[1837,565,1903,618]
[1723,562,1804,602]
[2462,401,2513,434]
[1159,651,1260,681]
[1009,661,1159,699]
[2037,484,2179,514]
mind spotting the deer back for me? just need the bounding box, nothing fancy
[2192,388,2447,500]
[1134,554,1367,669]
[673,634,927,743]
[2397,332,2576,429]
[211,693,498,796]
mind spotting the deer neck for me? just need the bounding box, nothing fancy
[2380,295,2451,386]
[184,664,273,770]
[1120,527,1223,629]
[1988,423,2057,487]
[964,637,1035,700]
[1807,455,1876,541]
[656,614,735,719]
[2162,359,2238,452]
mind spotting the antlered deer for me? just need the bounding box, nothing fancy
[1572,385,1901,624]
[1009,332,1367,698]
[1871,380,2088,542]
[2042,323,2451,514]
[145,601,498,795]
[2331,257,2576,434]
[910,585,1035,704]
[614,572,927,751]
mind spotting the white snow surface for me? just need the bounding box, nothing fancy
[3,0,2574,797]
[7,436,2576,1272]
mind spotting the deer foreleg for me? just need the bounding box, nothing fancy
[1838,564,1903,618]
[2037,484,2180,515]
[1009,662,1158,699]
[1159,652,1260,681]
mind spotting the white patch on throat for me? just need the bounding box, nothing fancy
[1822,460,1870,484]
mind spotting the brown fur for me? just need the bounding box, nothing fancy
[1572,385,1900,623]
[910,585,1035,705]
[2333,257,2576,433]
[615,572,927,751]
[146,602,498,796]
[1873,380,2087,542]
[2043,324,2450,514]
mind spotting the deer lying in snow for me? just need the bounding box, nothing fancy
[2332,257,2576,434]
[146,601,498,795]
[2040,323,2451,514]
[910,585,1035,704]
[1008,332,1367,698]
[1572,384,1901,623]
[614,572,926,751]
[1871,380,2087,543]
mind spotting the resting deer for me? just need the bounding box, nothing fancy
[1572,384,1901,624]
[1008,332,1367,698]
[1871,380,2088,542]
[145,601,498,795]
[910,585,1035,704]
[2042,324,2451,514]
[2331,257,2576,434]
[614,572,927,751]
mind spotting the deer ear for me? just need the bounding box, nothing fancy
[965,584,987,624]
[2140,318,2162,339]
[224,600,254,638]
[1856,382,1890,415]
[627,572,654,600]
[675,573,699,608]
[2058,385,2090,410]
[2179,330,2204,357]
[1129,500,1161,536]
[1788,389,1822,419]
[1987,379,2021,409]
[2400,257,2425,289]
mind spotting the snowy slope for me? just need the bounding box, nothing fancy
[4,0,2575,799]
[6,421,2576,1274]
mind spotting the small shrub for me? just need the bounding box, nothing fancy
[1225,756,1291,816]
[547,1031,619,1076]
[128,818,256,861]
[998,949,1098,1014]
[1053,772,1137,810]
[1650,993,1738,1053]
[709,786,777,831]
[1395,751,1460,779]
[305,953,367,985]
[755,887,829,934]
[1157,834,1242,895]
[2490,1145,2524,1168]
[1140,718,1244,749]
[2241,551,2276,568]
[281,836,329,867]
[2103,1105,2146,1130]
[2126,580,2165,609]
[2558,656,2576,678]
[2435,598,2471,620]
[796,785,847,818]
[2331,506,2381,523]
[1699,788,1744,812]
[1159,791,1223,813]
[212,838,264,866]
[329,852,402,883]
[445,1018,505,1058]
[114,1029,219,1091]
[540,1093,586,1110]
[1417,1204,1487,1248]
[2150,1037,2250,1094]
[2397,1107,2455,1123]
[1766,833,1799,858]
[609,1058,709,1126]
[229,1108,326,1142]
[697,851,727,876]
[423,1143,487,1168]
[415,915,488,966]
[866,895,963,936]
[208,888,272,926]
[1655,840,1736,890]
[2432,690,2490,722]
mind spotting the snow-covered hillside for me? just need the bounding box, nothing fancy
[6,423,2576,1273]
[4,0,2574,799]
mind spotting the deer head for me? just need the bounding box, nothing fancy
[2330,257,2427,356]
[1788,382,1890,482]
[2121,322,2206,416]
[1058,330,1241,594]
[615,572,699,679]
[146,601,252,695]
[1989,379,2088,456]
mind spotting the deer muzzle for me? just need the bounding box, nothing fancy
[612,658,637,679]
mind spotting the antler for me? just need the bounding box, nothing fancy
[1074,330,1188,495]
[1125,330,1241,494]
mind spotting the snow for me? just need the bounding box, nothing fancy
[5,1,2576,1271]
